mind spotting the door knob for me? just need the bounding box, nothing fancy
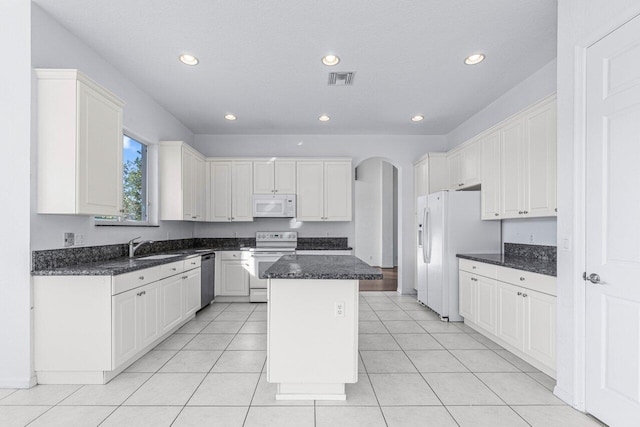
[586,273,605,284]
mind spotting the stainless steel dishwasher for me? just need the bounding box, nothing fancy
[200,253,215,310]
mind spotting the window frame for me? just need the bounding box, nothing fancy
[95,131,155,227]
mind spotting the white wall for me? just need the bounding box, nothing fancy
[446,58,559,248]
[381,161,395,267]
[30,5,196,250]
[555,0,640,410]
[195,134,447,293]
[0,0,34,388]
[355,159,383,266]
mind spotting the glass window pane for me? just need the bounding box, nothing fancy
[123,135,147,222]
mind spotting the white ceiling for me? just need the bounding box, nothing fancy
[33,0,557,135]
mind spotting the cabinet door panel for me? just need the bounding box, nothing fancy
[525,102,557,217]
[253,161,275,194]
[183,270,201,318]
[414,159,428,198]
[76,81,122,216]
[208,162,232,221]
[481,131,501,220]
[113,289,138,368]
[161,276,184,334]
[232,161,254,222]
[182,150,194,220]
[523,289,556,369]
[138,283,161,349]
[496,281,524,349]
[274,160,296,194]
[296,161,324,221]
[500,119,525,218]
[459,271,476,322]
[476,276,498,334]
[220,260,250,296]
[324,161,352,221]
[448,152,462,190]
[461,142,481,187]
[194,157,206,220]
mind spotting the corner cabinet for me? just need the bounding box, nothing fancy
[36,69,124,216]
[297,160,352,221]
[206,160,254,222]
[34,257,202,384]
[159,141,206,221]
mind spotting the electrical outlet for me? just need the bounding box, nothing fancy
[529,234,534,243]
[64,232,74,247]
[335,302,345,317]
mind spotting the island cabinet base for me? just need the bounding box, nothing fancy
[267,279,359,401]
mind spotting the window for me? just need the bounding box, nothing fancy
[96,134,149,225]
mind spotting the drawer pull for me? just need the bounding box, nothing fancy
[182,275,188,279]
[136,291,146,296]
[139,276,144,280]
[522,293,528,298]
[191,262,196,265]
[171,268,177,271]
[519,277,525,281]
[472,266,476,269]
[517,292,522,296]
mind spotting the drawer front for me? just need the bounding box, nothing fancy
[159,260,184,277]
[459,258,497,278]
[112,267,160,295]
[216,251,248,261]
[184,256,201,271]
[497,266,556,296]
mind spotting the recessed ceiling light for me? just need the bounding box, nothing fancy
[297,141,304,146]
[224,114,237,121]
[322,55,340,66]
[179,54,199,66]
[411,115,425,122]
[464,53,485,65]
[318,114,331,122]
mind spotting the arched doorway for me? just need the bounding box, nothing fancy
[354,157,399,291]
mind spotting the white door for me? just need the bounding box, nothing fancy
[232,161,254,221]
[274,160,296,194]
[481,130,501,220]
[112,289,138,368]
[458,271,476,322]
[253,161,275,194]
[138,282,161,349]
[585,14,640,426]
[496,281,523,350]
[208,162,232,221]
[460,141,481,187]
[183,270,201,318]
[194,157,205,220]
[324,161,352,221]
[296,161,324,221]
[160,275,184,334]
[500,119,525,219]
[182,149,194,220]
[476,276,497,334]
[447,151,462,189]
[522,289,555,370]
[220,260,250,296]
[414,159,428,198]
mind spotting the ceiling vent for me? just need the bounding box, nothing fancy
[328,72,355,86]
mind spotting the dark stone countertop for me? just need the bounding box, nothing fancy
[456,253,557,277]
[32,248,214,276]
[262,255,383,280]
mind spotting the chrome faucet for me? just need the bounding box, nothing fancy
[129,236,154,258]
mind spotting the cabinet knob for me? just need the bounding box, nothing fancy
[494,213,499,216]
[517,292,522,296]
[136,291,146,296]
[274,189,278,192]
[192,216,197,219]
[458,183,463,187]
[182,275,188,279]
[519,277,525,281]
[171,268,177,271]
[472,266,476,269]
[522,293,528,298]
[139,276,144,280]
[233,254,237,257]
[231,217,235,220]
[523,211,529,214]
[191,262,196,265]
[555,208,557,212]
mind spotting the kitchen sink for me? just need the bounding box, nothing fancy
[136,254,182,260]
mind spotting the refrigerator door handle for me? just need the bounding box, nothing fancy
[423,209,430,263]
[422,209,431,264]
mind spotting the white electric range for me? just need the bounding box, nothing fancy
[246,231,297,302]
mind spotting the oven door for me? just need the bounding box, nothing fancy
[249,252,292,289]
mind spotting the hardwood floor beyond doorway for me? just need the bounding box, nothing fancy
[360,267,397,291]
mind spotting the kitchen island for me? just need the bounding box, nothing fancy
[262,255,382,400]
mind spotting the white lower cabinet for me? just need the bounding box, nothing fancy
[458,258,556,377]
[34,258,202,384]
[216,251,250,298]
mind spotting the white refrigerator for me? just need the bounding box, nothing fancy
[416,191,501,321]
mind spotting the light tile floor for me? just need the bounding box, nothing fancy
[0,291,606,426]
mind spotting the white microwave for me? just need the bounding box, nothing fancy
[252,194,296,218]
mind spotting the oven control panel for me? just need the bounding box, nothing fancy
[256,231,298,242]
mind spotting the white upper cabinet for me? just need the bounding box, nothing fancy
[297,160,352,221]
[36,69,124,216]
[499,96,557,219]
[253,160,296,194]
[481,130,502,220]
[448,141,481,190]
[415,154,448,199]
[207,160,254,222]
[159,141,206,221]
